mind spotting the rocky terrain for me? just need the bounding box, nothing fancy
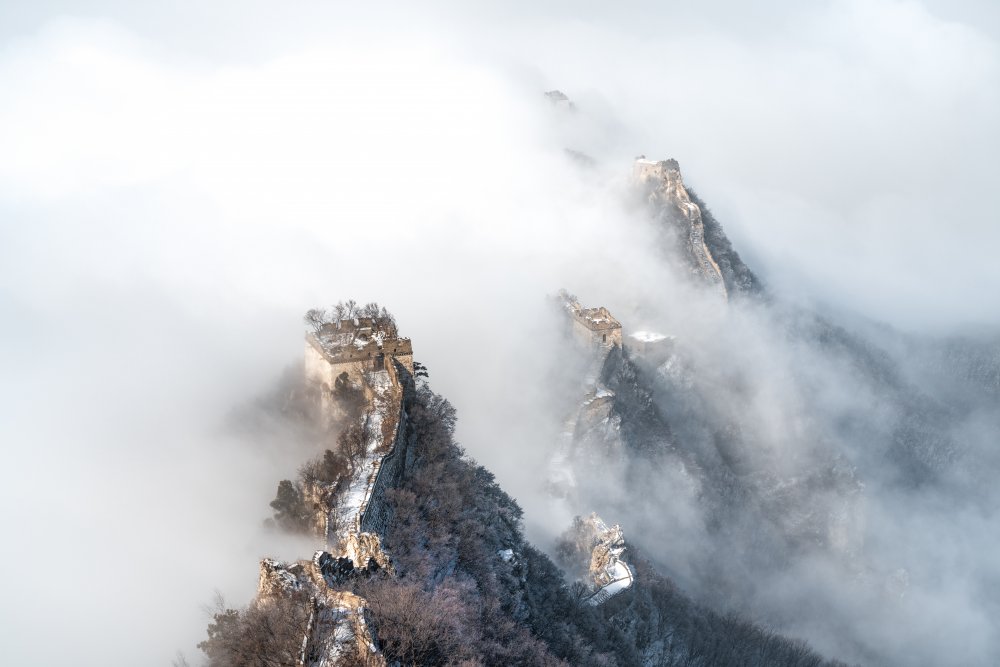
[199,295,849,666]
[197,154,1000,666]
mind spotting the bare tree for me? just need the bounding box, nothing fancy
[332,301,347,323]
[378,401,401,454]
[358,579,473,666]
[299,449,350,487]
[378,306,398,337]
[303,308,328,333]
[338,424,368,471]
[321,300,398,330]
[199,590,313,667]
[298,457,324,488]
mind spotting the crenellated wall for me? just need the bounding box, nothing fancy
[360,414,409,536]
[570,316,623,350]
[634,157,728,299]
[251,320,416,665]
[359,360,413,537]
[305,334,414,421]
[559,291,624,351]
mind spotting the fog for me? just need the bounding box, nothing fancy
[1,2,998,665]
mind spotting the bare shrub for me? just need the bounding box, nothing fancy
[338,424,367,471]
[199,591,312,667]
[358,579,475,666]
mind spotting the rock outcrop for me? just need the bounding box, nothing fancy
[257,557,385,666]
[634,157,761,298]
[581,514,635,605]
[635,158,728,298]
[556,512,635,606]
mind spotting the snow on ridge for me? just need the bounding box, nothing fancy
[582,515,635,606]
[630,330,668,343]
[586,561,634,606]
[330,369,396,542]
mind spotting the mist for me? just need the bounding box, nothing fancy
[1,2,998,665]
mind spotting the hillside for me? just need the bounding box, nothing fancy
[195,156,999,666]
[197,299,846,666]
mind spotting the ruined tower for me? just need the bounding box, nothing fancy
[559,291,623,350]
[304,316,414,411]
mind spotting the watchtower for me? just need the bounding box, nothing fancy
[558,291,623,350]
[632,156,682,183]
[304,316,414,401]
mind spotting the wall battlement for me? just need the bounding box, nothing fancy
[308,317,413,365]
[359,362,413,537]
[253,310,414,665]
[632,156,682,183]
[305,317,415,406]
[632,155,728,300]
[558,290,623,350]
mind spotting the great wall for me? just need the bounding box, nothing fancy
[258,295,657,662]
[552,291,653,606]
[304,316,415,547]
[247,156,704,661]
[256,314,417,666]
[634,157,729,300]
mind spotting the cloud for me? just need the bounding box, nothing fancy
[1,2,998,665]
[0,15,670,664]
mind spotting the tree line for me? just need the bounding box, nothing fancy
[304,300,397,334]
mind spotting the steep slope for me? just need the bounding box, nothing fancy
[634,158,761,298]
[551,157,995,665]
[686,187,763,297]
[350,382,848,666]
[199,307,846,667]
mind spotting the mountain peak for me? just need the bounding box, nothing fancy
[633,156,762,297]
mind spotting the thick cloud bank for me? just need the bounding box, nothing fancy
[1,2,998,665]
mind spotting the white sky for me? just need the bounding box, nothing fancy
[1,2,998,665]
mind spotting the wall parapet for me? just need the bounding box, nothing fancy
[359,360,414,537]
[557,290,623,350]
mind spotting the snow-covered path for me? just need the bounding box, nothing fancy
[328,370,396,543]
[585,560,634,606]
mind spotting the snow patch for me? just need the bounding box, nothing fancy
[630,330,668,343]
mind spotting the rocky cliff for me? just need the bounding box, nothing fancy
[634,157,761,298]
[199,303,847,666]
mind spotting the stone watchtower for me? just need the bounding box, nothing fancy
[304,316,414,407]
[559,291,623,350]
[632,155,668,182]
